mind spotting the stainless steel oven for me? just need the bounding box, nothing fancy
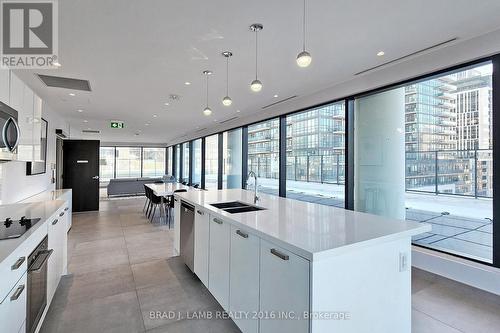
[0,101,20,161]
[26,236,52,333]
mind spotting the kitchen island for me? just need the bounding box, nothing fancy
[174,189,430,333]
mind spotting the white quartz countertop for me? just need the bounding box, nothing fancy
[0,200,65,264]
[20,189,72,203]
[175,189,431,261]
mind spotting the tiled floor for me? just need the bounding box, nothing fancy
[40,197,500,333]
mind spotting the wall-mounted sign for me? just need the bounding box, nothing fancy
[110,121,124,129]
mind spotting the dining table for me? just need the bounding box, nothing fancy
[144,182,190,225]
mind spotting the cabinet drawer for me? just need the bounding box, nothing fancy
[194,208,209,287]
[260,240,310,333]
[0,248,28,303]
[0,272,27,333]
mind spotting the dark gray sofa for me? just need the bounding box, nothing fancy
[107,177,163,197]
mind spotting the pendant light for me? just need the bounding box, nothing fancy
[296,0,312,67]
[249,23,263,92]
[222,51,233,106]
[203,70,213,116]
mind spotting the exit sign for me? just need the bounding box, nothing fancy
[110,121,124,129]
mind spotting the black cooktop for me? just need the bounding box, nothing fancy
[0,216,42,240]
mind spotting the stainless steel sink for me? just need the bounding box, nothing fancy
[210,201,266,214]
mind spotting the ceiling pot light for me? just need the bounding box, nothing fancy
[250,24,263,92]
[377,51,385,56]
[185,82,191,85]
[203,70,213,116]
[69,93,75,96]
[296,0,312,67]
[83,120,88,123]
[77,109,83,113]
[222,51,233,106]
[53,61,61,67]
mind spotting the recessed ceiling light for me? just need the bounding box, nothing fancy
[53,61,61,67]
[77,109,83,113]
[164,102,169,106]
[69,93,75,96]
[184,82,191,85]
[87,127,91,130]
[83,120,88,123]
[236,110,241,113]
[273,94,278,98]
[145,123,150,126]
[377,51,385,56]
[153,114,158,118]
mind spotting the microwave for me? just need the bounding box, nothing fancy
[0,101,20,161]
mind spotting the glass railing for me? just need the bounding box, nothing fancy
[405,149,492,198]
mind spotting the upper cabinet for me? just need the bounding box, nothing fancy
[0,69,10,104]
[6,72,43,162]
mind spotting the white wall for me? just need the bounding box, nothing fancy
[0,101,69,204]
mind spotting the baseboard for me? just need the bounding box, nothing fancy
[412,245,500,296]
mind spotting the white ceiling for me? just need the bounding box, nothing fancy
[14,0,500,144]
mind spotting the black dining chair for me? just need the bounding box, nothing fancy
[167,189,187,228]
[143,185,150,213]
[149,190,166,223]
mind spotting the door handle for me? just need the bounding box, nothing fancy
[10,284,25,301]
[270,248,289,261]
[59,211,65,217]
[52,219,58,225]
[92,176,99,180]
[197,210,204,215]
[64,207,69,211]
[29,249,53,272]
[213,218,223,225]
[236,230,248,238]
[11,257,25,270]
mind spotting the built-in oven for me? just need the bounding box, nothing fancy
[26,236,52,333]
[0,101,20,160]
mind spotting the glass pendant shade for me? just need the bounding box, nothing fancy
[250,79,263,92]
[296,50,312,67]
[203,107,212,116]
[222,96,232,106]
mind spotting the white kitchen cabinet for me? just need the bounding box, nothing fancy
[0,272,27,333]
[208,216,230,310]
[229,226,260,333]
[259,240,310,333]
[194,208,209,287]
[174,198,181,255]
[47,208,67,303]
[0,69,10,104]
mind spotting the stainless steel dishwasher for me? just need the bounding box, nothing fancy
[180,201,195,272]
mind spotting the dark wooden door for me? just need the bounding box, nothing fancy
[63,140,100,212]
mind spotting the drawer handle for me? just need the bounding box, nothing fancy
[59,211,65,217]
[197,210,204,215]
[236,230,248,238]
[213,218,223,225]
[174,199,178,202]
[10,284,25,301]
[52,219,58,225]
[11,257,26,270]
[270,248,289,261]
[64,207,69,211]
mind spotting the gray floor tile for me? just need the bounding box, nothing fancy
[147,316,241,333]
[131,257,193,290]
[412,309,462,333]
[68,248,130,275]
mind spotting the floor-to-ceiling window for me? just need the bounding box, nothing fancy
[99,147,115,182]
[248,119,279,195]
[175,144,180,180]
[354,62,493,263]
[182,142,190,183]
[205,134,219,189]
[167,146,173,175]
[223,128,243,189]
[142,148,166,177]
[115,147,142,178]
[192,139,202,186]
[285,101,345,207]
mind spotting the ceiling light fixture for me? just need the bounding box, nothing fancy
[222,51,233,106]
[164,102,169,106]
[185,82,191,85]
[53,61,61,67]
[153,114,158,118]
[274,94,279,98]
[377,51,385,56]
[77,109,83,113]
[83,120,88,123]
[69,93,75,96]
[250,23,263,92]
[203,70,213,116]
[296,0,312,67]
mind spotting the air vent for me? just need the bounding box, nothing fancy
[354,38,458,76]
[261,95,297,109]
[37,74,91,91]
[82,129,100,134]
[219,116,238,124]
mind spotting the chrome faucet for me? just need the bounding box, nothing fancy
[246,171,259,204]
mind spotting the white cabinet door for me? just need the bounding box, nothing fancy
[0,69,9,105]
[208,216,230,310]
[229,226,260,333]
[194,208,209,287]
[47,209,66,302]
[260,240,310,333]
[174,197,181,255]
[0,272,27,333]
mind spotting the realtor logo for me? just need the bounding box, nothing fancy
[1,0,58,68]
